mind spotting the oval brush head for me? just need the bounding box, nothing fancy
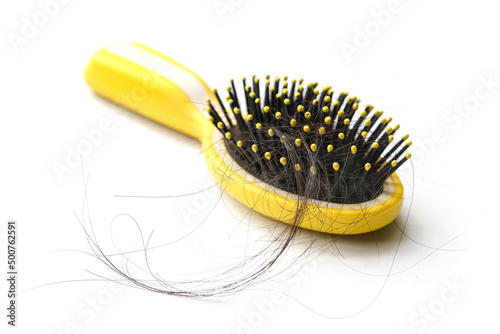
[205,77,412,234]
[84,43,412,236]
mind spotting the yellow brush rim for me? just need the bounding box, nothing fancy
[204,130,403,235]
[84,42,404,235]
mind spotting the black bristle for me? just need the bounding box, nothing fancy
[230,79,240,109]
[207,77,411,204]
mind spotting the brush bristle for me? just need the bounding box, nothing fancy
[207,76,411,204]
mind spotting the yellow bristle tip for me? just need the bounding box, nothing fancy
[265,152,272,160]
[406,141,413,146]
[388,135,394,142]
[360,111,367,118]
[275,112,282,120]
[404,134,410,140]
[233,107,240,114]
[391,160,397,167]
[310,143,317,152]
[295,138,302,147]
[284,98,291,105]
[297,105,304,112]
[372,142,379,149]
[338,133,345,140]
[255,98,260,103]
[325,116,332,124]
[386,127,393,134]
[310,166,317,175]
[268,129,275,136]
[303,126,311,133]
[365,163,371,171]
[280,157,287,165]
[228,99,234,105]
[249,92,256,98]
[327,144,334,152]
[324,96,331,103]
[252,144,258,152]
[351,146,357,154]
[290,119,297,126]
[364,119,371,127]
[406,153,412,159]
[322,106,329,113]
[256,123,263,130]
[332,162,340,171]
[217,122,224,129]
[344,119,350,125]
[225,132,232,139]
[247,114,253,121]
[338,110,345,117]
[208,117,214,122]
[361,131,367,139]
[264,106,270,113]
[319,127,325,135]
[295,164,301,171]
[237,141,243,147]
[305,112,311,119]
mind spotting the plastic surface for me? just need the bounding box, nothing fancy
[84,42,404,234]
[84,42,214,139]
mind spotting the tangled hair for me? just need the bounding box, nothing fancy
[82,75,412,298]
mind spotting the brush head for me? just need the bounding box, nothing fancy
[207,76,411,206]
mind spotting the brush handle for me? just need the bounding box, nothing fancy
[84,43,214,140]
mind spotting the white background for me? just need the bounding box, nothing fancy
[1,0,499,333]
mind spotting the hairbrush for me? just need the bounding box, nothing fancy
[84,42,411,235]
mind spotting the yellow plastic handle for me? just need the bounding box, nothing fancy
[84,42,214,140]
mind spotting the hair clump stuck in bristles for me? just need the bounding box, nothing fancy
[82,76,415,298]
[206,75,412,204]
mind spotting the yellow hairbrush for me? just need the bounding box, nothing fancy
[84,42,411,235]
